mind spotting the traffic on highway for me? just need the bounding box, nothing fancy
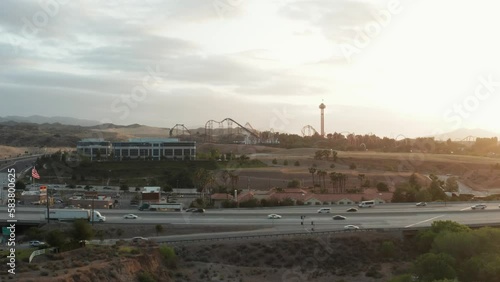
[3,202,500,233]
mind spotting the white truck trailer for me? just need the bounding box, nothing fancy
[45,209,106,222]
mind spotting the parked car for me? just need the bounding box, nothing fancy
[123,214,138,219]
[416,202,427,206]
[333,215,346,220]
[268,214,282,219]
[344,225,360,230]
[132,237,148,243]
[471,204,487,210]
[346,208,358,212]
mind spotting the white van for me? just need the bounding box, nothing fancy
[358,200,375,208]
[317,208,331,213]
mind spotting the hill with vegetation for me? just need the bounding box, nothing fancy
[7,219,500,282]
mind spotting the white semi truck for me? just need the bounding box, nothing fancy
[45,209,106,222]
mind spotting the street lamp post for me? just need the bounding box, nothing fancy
[46,189,50,224]
[91,196,95,226]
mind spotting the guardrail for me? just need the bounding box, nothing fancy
[29,247,57,263]
[157,228,378,245]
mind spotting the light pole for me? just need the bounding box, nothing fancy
[46,188,50,223]
[91,195,95,226]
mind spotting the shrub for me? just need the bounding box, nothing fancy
[159,245,177,268]
[137,271,156,282]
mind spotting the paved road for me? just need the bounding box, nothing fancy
[3,203,500,231]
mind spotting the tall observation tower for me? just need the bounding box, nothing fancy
[319,102,326,137]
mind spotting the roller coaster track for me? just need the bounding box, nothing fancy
[169,124,191,137]
[204,118,260,142]
[301,125,318,137]
[456,135,476,142]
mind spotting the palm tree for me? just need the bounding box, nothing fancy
[317,170,327,191]
[329,172,339,193]
[338,173,348,193]
[308,167,317,187]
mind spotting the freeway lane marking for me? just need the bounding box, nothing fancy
[405,215,446,228]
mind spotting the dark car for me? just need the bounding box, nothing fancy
[333,215,347,220]
[346,208,358,212]
[193,208,205,213]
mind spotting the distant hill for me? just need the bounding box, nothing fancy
[0,121,172,148]
[433,128,499,141]
[0,121,117,147]
[0,115,101,127]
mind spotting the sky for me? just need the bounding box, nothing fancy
[1,0,500,139]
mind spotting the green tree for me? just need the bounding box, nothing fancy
[294,160,300,166]
[331,150,338,161]
[431,220,470,233]
[71,219,94,242]
[159,245,177,268]
[287,179,300,188]
[379,241,396,259]
[445,177,459,192]
[272,158,278,164]
[432,231,478,262]
[376,182,389,192]
[45,229,67,249]
[413,253,456,282]
[283,159,288,166]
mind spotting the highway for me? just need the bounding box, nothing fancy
[3,203,500,232]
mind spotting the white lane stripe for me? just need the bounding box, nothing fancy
[405,215,445,228]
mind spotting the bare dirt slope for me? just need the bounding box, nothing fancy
[13,230,412,282]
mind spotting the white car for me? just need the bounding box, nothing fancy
[268,214,282,219]
[344,225,360,230]
[416,202,427,207]
[29,240,46,247]
[317,208,331,213]
[123,214,138,219]
[471,204,486,210]
[132,237,149,243]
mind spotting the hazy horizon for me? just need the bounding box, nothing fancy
[1,0,500,138]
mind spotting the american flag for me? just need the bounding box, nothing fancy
[32,167,40,179]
